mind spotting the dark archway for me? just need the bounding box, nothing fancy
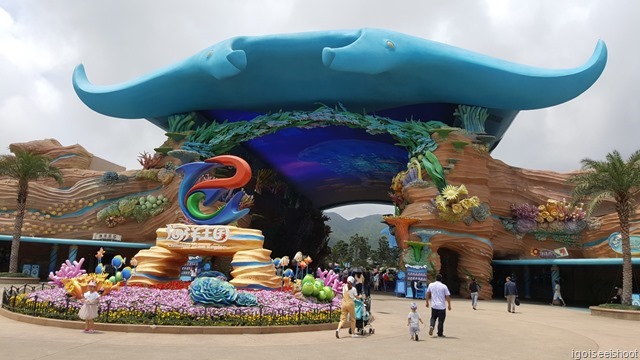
[438,247,460,296]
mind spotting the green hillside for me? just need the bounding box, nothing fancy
[324,212,389,249]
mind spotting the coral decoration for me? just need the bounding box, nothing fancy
[60,273,119,299]
[316,267,342,294]
[105,215,126,228]
[511,198,586,224]
[95,247,105,262]
[303,256,312,265]
[434,184,480,222]
[382,216,420,250]
[189,277,238,307]
[238,194,254,210]
[48,258,87,288]
[506,198,588,243]
[535,199,586,223]
[137,151,164,170]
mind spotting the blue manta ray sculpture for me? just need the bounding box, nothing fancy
[73,28,607,119]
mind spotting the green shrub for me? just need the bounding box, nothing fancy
[598,303,640,311]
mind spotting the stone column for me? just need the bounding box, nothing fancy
[524,265,531,299]
[48,244,59,274]
[68,245,78,263]
[550,265,560,303]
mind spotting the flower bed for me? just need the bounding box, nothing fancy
[2,285,341,327]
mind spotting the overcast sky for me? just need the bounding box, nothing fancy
[1,1,638,219]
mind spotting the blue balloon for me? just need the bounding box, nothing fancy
[121,266,133,280]
[111,255,125,269]
[95,263,104,274]
[283,269,294,278]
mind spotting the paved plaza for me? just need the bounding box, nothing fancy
[1,284,638,360]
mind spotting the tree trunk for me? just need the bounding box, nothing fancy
[617,200,633,306]
[9,181,28,273]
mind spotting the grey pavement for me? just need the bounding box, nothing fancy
[1,283,638,360]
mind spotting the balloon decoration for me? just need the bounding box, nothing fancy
[270,251,334,302]
[293,252,303,279]
[50,252,139,298]
[111,255,126,269]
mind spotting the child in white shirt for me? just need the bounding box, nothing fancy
[407,302,424,341]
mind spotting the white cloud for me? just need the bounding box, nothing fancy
[0,0,637,186]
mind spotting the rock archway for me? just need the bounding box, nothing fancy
[429,235,494,300]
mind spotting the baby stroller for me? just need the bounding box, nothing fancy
[349,298,375,335]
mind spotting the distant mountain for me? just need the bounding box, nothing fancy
[324,212,389,249]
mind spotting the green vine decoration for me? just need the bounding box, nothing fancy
[453,105,489,134]
[419,151,447,192]
[178,105,447,159]
[167,112,197,133]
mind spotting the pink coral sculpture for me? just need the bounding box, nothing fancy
[48,258,87,288]
[316,267,342,294]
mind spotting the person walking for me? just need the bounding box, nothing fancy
[407,302,424,341]
[382,271,389,292]
[469,278,480,310]
[411,280,418,299]
[354,271,365,296]
[551,280,566,306]
[425,273,451,337]
[363,268,372,297]
[504,276,518,313]
[373,272,380,291]
[336,276,360,338]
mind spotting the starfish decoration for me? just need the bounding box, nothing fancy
[95,247,105,262]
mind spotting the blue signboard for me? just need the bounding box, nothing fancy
[607,233,640,255]
[180,256,202,281]
[406,265,428,281]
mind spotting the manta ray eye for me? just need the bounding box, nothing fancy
[386,40,395,49]
[206,51,213,59]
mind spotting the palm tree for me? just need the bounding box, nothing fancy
[569,150,640,306]
[0,149,63,273]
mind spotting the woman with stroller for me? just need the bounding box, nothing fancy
[336,276,361,338]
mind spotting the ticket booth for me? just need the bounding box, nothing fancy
[406,265,428,299]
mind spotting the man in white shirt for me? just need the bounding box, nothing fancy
[425,273,452,337]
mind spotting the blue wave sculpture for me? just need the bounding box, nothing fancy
[73,28,607,119]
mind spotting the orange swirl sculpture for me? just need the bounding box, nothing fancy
[128,155,280,288]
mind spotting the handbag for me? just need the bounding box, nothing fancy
[514,297,520,306]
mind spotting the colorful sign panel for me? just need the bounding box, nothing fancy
[155,224,264,255]
[607,233,640,255]
[405,265,428,281]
